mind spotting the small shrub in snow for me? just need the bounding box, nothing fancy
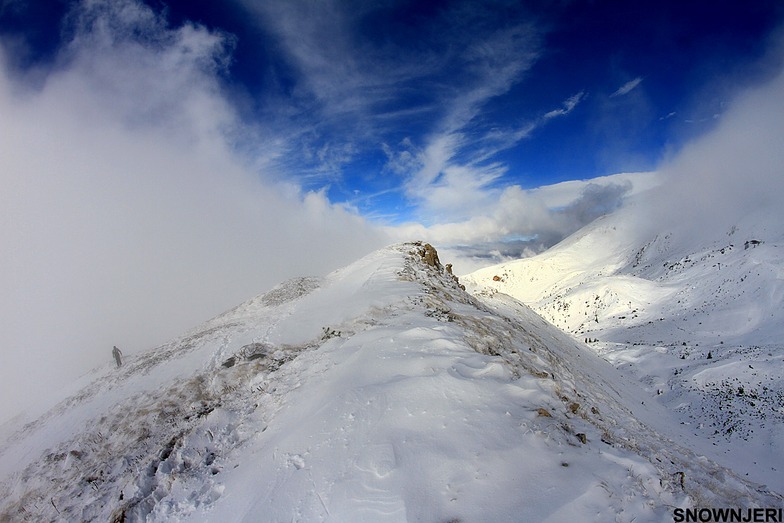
[321,327,341,340]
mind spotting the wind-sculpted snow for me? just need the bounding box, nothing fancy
[260,277,322,307]
[0,243,781,522]
[0,322,240,453]
[0,312,323,521]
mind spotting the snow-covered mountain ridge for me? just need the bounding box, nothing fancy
[462,204,784,492]
[1,242,780,522]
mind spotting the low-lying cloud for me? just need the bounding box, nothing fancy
[642,39,784,241]
[0,0,387,423]
[388,174,651,273]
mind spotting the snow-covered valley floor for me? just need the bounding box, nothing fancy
[1,243,781,522]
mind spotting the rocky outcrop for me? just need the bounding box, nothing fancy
[421,243,441,268]
[414,242,466,290]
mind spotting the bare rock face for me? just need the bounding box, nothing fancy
[422,243,440,268]
[414,242,466,290]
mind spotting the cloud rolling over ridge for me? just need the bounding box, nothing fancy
[642,41,784,240]
[2,0,783,424]
[0,0,386,423]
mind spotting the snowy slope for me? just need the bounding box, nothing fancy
[463,202,784,492]
[0,243,780,522]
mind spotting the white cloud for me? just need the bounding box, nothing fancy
[529,171,659,207]
[410,44,784,274]
[610,77,643,97]
[393,87,589,228]
[543,91,585,120]
[235,0,594,245]
[238,0,444,127]
[386,173,651,273]
[0,0,387,423]
[410,36,784,274]
[241,0,549,220]
[645,58,784,239]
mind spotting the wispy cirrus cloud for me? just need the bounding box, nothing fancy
[237,0,447,135]
[394,88,588,223]
[543,91,586,120]
[237,0,548,199]
[610,76,643,97]
[233,0,606,246]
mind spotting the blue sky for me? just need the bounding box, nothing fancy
[183,0,781,222]
[2,0,784,419]
[3,0,781,225]
[174,1,778,213]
